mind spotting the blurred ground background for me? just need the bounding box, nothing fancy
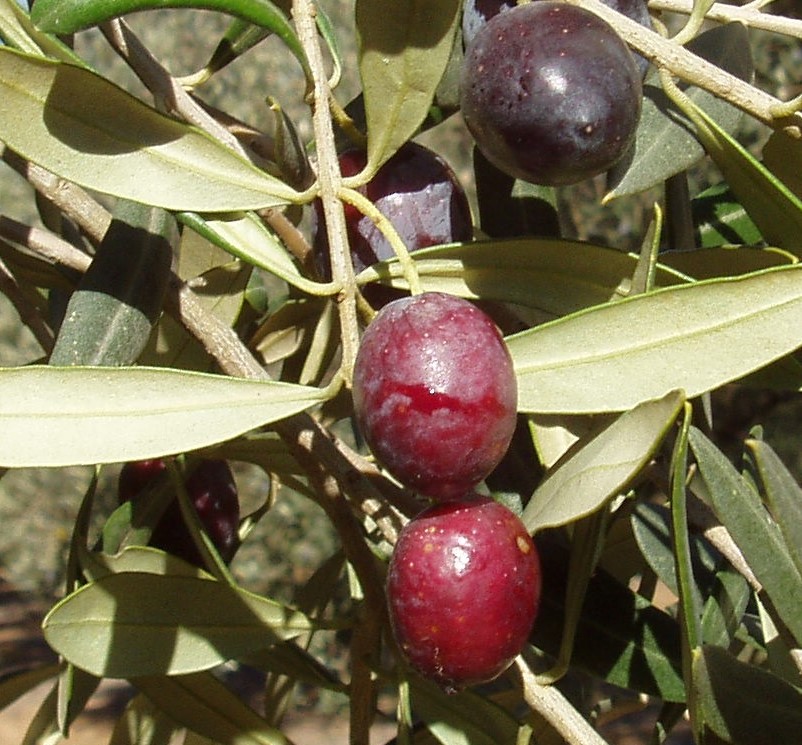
[0,1,800,743]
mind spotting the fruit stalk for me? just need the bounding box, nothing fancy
[336,186,423,295]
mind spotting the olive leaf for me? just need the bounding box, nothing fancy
[0,366,328,467]
[0,49,298,212]
[43,572,316,677]
[356,0,460,175]
[508,265,802,414]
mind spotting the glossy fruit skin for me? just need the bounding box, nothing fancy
[352,292,517,500]
[460,1,643,186]
[118,459,240,566]
[462,0,653,76]
[387,495,542,691]
[313,142,472,277]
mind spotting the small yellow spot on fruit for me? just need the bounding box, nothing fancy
[423,542,435,553]
[516,535,531,554]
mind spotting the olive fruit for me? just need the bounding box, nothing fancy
[118,458,240,566]
[387,495,542,691]
[460,1,643,186]
[352,292,517,500]
[313,142,472,277]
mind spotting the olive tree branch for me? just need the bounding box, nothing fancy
[563,0,802,136]
[515,656,612,745]
[293,0,360,385]
[0,214,91,274]
[648,0,802,39]
[1,146,111,246]
[99,18,252,160]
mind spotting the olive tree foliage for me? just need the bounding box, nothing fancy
[0,0,801,743]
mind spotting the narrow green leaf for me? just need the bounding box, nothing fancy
[0,0,85,62]
[83,545,214,582]
[355,0,460,174]
[692,645,802,744]
[43,572,315,677]
[356,239,690,319]
[0,49,299,212]
[179,212,331,296]
[50,202,175,366]
[763,130,802,200]
[632,502,750,648]
[523,391,683,532]
[668,402,704,730]
[692,184,764,248]
[689,102,802,254]
[746,439,802,581]
[608,24,752,199]
[243,643,346,693]
[0,366,327,468]
[508,266,802,414]
[30,0,308,83]
[133,672,288,745]
[688,427,802,646]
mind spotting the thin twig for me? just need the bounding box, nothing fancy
[648,0,802,39]
[0,215,91,274]
[515,657,612,745]
[564,0,802,136]
[99,18,252,160]
[0,252,54,353]
[293,0,361,385]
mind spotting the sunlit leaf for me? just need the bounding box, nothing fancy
[409,674,523,745]
[357,239,689,320]
[692,184,764,248]
[30,0,308,81]
[0,0,84,62]
[179,212,331,296]
[0,366,327,468]
[43,572,316,677]
[0,49,298,212]
[355,0,460,175]
[523,391,683,532]
[659,245,794,280]
[508,266,802,414]
[688,102,802,255]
